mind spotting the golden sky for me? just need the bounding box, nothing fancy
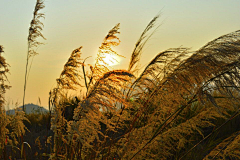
[1,0,240,109]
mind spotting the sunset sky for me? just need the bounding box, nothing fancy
[1,0,240,109]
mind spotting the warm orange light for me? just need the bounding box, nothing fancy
[101,53,119,66]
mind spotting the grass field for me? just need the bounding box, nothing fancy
[1,0,240,159]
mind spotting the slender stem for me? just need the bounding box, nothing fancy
[22,46,30,112]
[82,56,91,96]
[52,84,60,158]
[82,64,88,96]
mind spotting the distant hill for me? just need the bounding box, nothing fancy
[6,103,48,115]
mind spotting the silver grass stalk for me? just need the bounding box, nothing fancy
[23,0,45,112]
[128,30,240,159]
[56,46,83,90]
[88,23,123,94]
[128,13,161,75]
[0,45,11,156]
[51,46,83,158]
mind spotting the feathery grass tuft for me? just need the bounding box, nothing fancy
[57,46,83,90]
[88,23,124,93]
[23,0,45,112]
[128,13,161,75]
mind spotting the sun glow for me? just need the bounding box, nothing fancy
[101,53,120,66]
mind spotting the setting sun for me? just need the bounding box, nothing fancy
[101,53,120,66]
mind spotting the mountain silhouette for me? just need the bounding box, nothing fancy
[6,103,48,115]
